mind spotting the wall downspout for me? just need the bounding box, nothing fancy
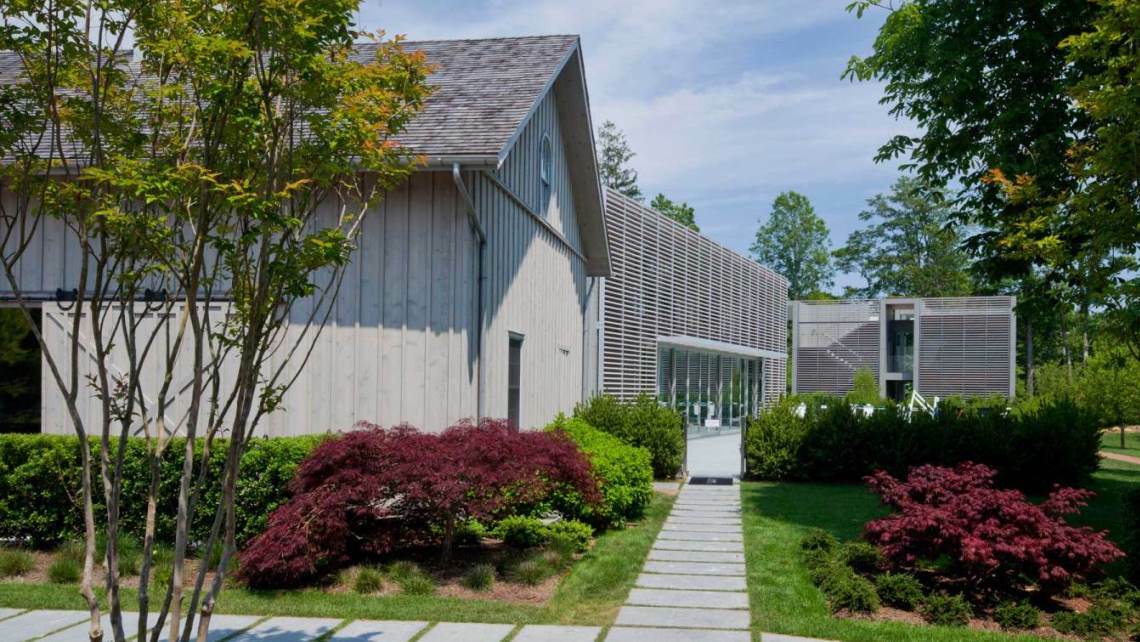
[452,163,488,421]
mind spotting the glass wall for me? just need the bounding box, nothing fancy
[657,346,763,437]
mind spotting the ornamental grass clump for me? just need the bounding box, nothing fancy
[0,549,35,577]
[237,420,600,589]
[863,462,1123,598]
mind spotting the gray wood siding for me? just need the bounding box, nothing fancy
[10,88,596,436]
[264,172,480,435]
[470,89,591,428]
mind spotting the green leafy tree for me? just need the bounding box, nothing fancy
[596,120,642,201]
[843,0,1098,392]
[651,193,699,231]
[751,191,834,300]
[835,175,972,298]
[1062,0,1140,359]
[0,2,431,640]
[846,368,881,406]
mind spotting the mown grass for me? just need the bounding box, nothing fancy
[0,493,673,626]
[1101,428,1140,454]
[742,461,1139,642]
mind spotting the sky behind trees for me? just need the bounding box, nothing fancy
[363,0,909,291]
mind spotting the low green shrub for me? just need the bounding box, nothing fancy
[919,593,972,626]
[840,541,884,575]
[512,558,551,586]
[454,520,487,547]
[743,400,807,480]
[461,563,495,591]
[827,574,880,613]
[993,601,1041,630]
[1051,606,1126,638]
[573,394,683,479]
[0,549,35,577]
[0,434,322,548]
[353,567,384,594]
[386,562,434,595]
[545,415,653,526]
[874,573,924,610]
[546,519,592,554]
[495,516,549,548]
[800,531,879,614]
[48,557,81,584]
[744,397,1099,492]
[801,528,838,554]
[1124,488,1140,584]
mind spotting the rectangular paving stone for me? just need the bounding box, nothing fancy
[616,606,750,630]
[627,588,749,610]
[329,620,429,642]
[39,611,163,642]
[227,616,341,642]
[417,622,514,642]
[673,504,740,510]
[663,523,741,533]
[668,517,741,525]
[0,608,22,620]
[657,530,742,543]
[654,540,743,553]
[672,507,741,515]
[636,573,747,591]
[605,626,750,642]
[643,560,746,576]
[649,549,745,563]
[0,610,87,641]
[513,624,602,642]
[124,614,260,642]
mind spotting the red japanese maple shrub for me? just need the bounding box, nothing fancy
[237,419,600,588]
[863,462,1123,597]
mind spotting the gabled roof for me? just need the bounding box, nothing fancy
[383,35,578,165]
[0,34,610,275]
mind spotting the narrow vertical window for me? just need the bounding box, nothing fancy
[540,134,552,215]
[508,334,523,429]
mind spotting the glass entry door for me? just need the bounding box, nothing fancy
[657,346,763,438]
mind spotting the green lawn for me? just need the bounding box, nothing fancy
[742,461,1140,642]
[0,494,673,626]
[1101,428,1140,454]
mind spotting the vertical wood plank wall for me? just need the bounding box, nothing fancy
[11,86,594,436]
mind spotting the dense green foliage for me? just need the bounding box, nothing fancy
[0,310,39,433]
[750,190,833,300]
[844,369,881,406]
[919,594,972,627]
[1032,343,1140,431]
[0,434,321,548]
[874,573,924,610]
[993,601,1041,631]
[546,415,654,526]
[596,120,642,201]
[573,395,683,479]
[494,516,549,549]
[834,176,973,298]
[743,396,1099,491]
[1124,488,1140,584]
[800,530,880,614]
[650,193,698,232]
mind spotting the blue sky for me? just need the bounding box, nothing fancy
[360,1,912,292]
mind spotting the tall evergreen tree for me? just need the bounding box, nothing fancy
[750,191,834,300]
[596,120,642,201]
[651,193,699,232]
[834,175,972,298]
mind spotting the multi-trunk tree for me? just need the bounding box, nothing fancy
[0,2,431,641]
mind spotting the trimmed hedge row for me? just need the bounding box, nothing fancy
[545,415,654,526]
[573,394,684,479]
[0,434,321,548]
[744,396,1101,491]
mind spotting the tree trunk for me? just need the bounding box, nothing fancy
[1026,318,1035,397]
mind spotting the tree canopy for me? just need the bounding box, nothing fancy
[596,120,642,201]
[750,191,834,300]
[834,175,972,298]
[651,193,699,231]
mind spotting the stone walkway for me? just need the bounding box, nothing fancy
[609,482,750,642]
[0,483,837,642]
[1101,450,1140,466]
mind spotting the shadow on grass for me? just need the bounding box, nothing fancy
[742,481,885,542]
